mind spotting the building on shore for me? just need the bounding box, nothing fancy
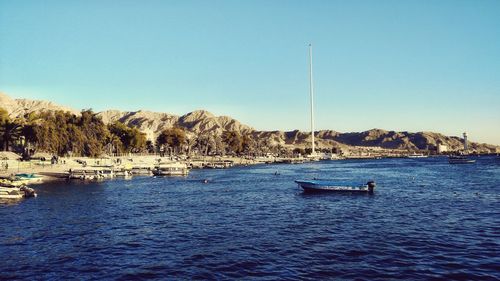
[437,144,448,154]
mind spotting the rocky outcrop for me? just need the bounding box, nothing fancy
[178,110,253,135]
[95,109,254,140]
[330,129,472,151]
[0,92,79,117]
[97,110,179,141]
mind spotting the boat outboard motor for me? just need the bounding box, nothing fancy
[367,181,376,193]
[20,185,37,198]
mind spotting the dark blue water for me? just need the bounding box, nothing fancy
[1,157,499,280]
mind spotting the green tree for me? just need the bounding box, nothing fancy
[195,133,214,156]
[0,109,23,151]
[79,110,108,157]
[293,147,305,156]
[25,110,110,157]
[157,127,186,154]
[127,127,147,153]
[146,140,155,153]
[108,121,147,153]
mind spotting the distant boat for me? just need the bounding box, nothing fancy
[153,162,189,176]
[295,180,376,194]
[407,153,428,158]
[449,132,475,164]
[448,155,475,164]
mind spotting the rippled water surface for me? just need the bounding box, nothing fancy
[1,157,499,280]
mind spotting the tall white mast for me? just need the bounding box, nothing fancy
[309,43,315,156]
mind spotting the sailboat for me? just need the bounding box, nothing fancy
[295,44,375,193]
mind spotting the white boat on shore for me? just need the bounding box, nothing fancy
[69,167,115,180]
[153,162,189,176]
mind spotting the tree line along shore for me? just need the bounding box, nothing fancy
[0,108,266,159]
[1,106,498,180]
[0,107,385,162]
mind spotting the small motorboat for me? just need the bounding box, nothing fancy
[15,173,44,184]
[295,179,376,194]
[448,155,475,164]
[407,153,428,158]
[0,185,37,199]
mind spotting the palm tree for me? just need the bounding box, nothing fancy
[0,119,23,151]
[185,135,197,156]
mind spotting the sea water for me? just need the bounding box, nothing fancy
[1,157,499,280]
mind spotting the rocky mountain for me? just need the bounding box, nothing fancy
[258,128,498,153]
[0,92,79,117]
[97,109,254,140]
[1,92,498,153]
[98,110,179,141]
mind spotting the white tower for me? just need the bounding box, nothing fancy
[463,132,468,153]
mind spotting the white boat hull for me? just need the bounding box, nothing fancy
[448,156,476,164]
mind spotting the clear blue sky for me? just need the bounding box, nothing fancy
[1,0,499,145]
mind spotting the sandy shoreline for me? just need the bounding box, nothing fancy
[0,155,284,182]
[0,153,411,184]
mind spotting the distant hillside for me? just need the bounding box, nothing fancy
[97,109,254,141]
[1,92,498,153]
[0,92,79,117]
[249,129,498,153]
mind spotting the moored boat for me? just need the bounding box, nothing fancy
[153,162,189,176]
[204,160,234,169]
[448,155,475,164]
[295,179,376,194]
[449,132,476,164]
[130,164,154,175]
[15,173,44,184]
[407,153,428,158]
[113,167,133,177]
[68,167,114,180]
[0,185,37,199]
[0,177,25,187]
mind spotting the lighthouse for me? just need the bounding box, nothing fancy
[463,132,468,153]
